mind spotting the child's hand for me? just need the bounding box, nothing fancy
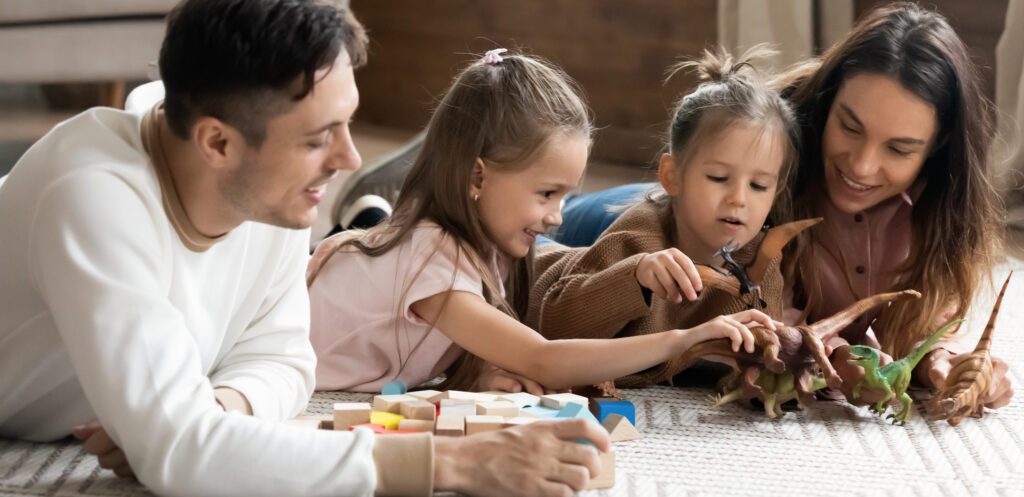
[683,309,777,353]
[72,421,135,478]
[474,362,552,396]
[636,248,704,303]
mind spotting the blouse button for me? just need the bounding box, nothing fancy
[855,265,866,274]
[854,213,863,222]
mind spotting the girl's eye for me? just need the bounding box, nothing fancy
[540,191,556,199]
[750,183,769,192]
[706,175,727,183]
[306,141,326,150]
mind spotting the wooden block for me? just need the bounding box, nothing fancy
[583,450,615,490]
[434,416,465,437]
[373,394,417,413]
[601,413,642,442]
[400,400,437,421]
[464,415,504,435]
[370,411,405,430]
[333,403,371,431]
[502,416,538,428]
[440,399,477,419]
[407,389,445,404]
[496,392,540,408]
[286,414,332,430]
[398,418,435,432]
[540,393,589,410]
[444,390,498,403]
[477,401,520,417]
[590,398,636,425]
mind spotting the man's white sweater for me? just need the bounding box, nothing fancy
[0,100,430,496]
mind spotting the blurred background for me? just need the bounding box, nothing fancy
[0,0,1020,245]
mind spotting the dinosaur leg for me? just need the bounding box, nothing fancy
[891,392,914,425]
[797,326,842,389]
[706,387,745,408]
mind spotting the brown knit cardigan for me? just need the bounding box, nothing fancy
[526,200,784,387]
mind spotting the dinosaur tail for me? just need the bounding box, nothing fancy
[903,318,966,370]
[746,218,822,284]
[969,271,1013,357]
[807,289,922,342]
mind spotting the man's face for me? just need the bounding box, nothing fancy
[220,54,361,229]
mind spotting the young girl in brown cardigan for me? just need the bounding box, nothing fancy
[527,47,801,388]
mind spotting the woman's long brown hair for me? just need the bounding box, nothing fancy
[777,2,1003,357]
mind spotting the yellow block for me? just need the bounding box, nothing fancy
[370,411,405,430]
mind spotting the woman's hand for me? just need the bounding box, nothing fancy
[636,248,703,303]
[72,421,135,478]
[828,344,894,406]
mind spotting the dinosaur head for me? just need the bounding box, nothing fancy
[845,345,880,368]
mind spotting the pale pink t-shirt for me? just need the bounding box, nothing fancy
[308,222,504,392]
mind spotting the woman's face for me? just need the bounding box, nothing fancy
[820,73,938,214]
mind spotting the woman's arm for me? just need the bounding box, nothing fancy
[412,290,771,389]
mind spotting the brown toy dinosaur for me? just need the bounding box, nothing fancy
[927,271,1013,426]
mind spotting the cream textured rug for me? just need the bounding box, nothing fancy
[2,262,1022,496]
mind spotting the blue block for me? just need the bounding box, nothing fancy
[381,380,408,395]
[521,405,560,418]
[591,399,635,426]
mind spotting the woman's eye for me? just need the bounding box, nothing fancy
[307,142,326,150]
[840,120,860,134]
[706,175,727,183]
[889,146,912,157]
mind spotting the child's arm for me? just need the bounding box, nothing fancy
[413,291,772,389]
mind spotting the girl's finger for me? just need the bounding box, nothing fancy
[664,258,698,302]
[672,250,703,293]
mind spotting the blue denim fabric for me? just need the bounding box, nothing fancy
[546,183,658,247]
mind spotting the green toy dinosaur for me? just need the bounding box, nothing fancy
[846,318,965,424]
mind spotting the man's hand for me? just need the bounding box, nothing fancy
[72,421,134,478]
[636,248,703,303]
[434,418,611,497]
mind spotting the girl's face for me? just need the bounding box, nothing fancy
[661,123,784,263]
[473,133,589,258]
[821,73,938,214]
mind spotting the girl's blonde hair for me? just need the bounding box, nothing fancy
[777,3,1003,358]
[648,46,800,232]
[334,51,592,388]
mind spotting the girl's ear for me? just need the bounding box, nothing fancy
[658,153,682,195]
[469,158,487,197]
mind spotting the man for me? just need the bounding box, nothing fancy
[0,1,608,496]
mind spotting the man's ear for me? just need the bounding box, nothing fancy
[469,158,487,197]
[192,117,246,169]
[658,153,682,195]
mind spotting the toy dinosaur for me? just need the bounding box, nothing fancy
[844,318,964,425]
[928,271,1013,426]
[707,370,827,418]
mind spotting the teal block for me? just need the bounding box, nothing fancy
[381,380,408,395]
[521,405,559,418]
[556,402,600,446]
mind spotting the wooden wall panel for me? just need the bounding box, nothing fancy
[854,0,1008,99]
[350,0,717,165]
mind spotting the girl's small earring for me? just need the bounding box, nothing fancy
[473,194,480,202]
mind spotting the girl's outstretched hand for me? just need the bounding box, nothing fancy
[924,349,1014,411]
[636,248,703,303]
[682,309,777,353]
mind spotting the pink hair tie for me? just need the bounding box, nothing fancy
[481,48,508,65]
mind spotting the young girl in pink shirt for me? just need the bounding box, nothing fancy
[306,49,777,393]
